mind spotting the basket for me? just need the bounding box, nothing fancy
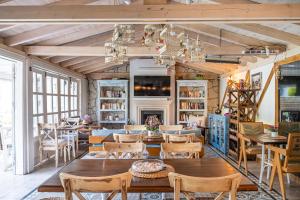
[129,164,174,179]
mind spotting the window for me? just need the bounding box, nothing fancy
[70,80,79,117]
[32,70,44,137]
[60,78,69,119]
[31,68,80,137]
[46,74,59,124]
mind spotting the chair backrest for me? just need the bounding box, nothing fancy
[278,122,300,137]
[161,142,202,159]
[38,123,58,146]
[162,133,195,143]
[103,142,146,159]
[284,133,300,168]
[60,172,132,200]
[159,125,183,132]
[113,133,144,143]
[65,117,80,126]
[239,122,264,135]
[124,125,147,134]
[168,172,241,200]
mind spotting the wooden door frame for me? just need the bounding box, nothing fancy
[274,54,300,125]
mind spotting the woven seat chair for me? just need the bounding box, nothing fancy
[238,122,264,175]
[269,133,300,200]
[60,172,132,200]
[168,172,242,200]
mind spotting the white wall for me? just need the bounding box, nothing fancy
[219,63,275,125]
[129,59,176,125]
[219,47,300,126]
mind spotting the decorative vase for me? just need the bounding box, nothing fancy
[148,130,155,136]
[271,131,278,137]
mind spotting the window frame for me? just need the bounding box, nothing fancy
[31,68,80,137]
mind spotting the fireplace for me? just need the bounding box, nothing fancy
[141,110,164,125]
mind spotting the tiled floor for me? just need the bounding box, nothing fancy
[0,160,63,200]
[0,146,87,200]
[1,145,300,200]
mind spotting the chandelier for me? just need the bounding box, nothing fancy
[179,35,206,63]
[142,24,206,66]
[112,24,135,44]
[104,42,128,64]
[154,55,176,68]
[105,25,135,64]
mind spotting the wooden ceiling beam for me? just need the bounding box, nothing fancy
[177,24,273,47]
[48,0,100,5]
[36,24,114,45]
[230,24,300,45]
[25,46,158,57]
[69,57,104,70]
[211,0,257,4]
[176,61,235,74]
[0,4,299,24]
[4,25,77,46]
[82,64,120,74]
[25,45,248,57]
[60,56,98,68]
[175,26,244,48]
[144,0,168,5]
[0,0,12,4]
[0,24,16,32]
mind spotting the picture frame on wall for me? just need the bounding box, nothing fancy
[251,72,262,90]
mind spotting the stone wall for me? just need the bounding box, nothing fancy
[88,79,98,122]
[87,65,220,123]
[207,79,219,114]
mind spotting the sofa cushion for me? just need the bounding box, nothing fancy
[163,129,202,137]
[92,129,126,136]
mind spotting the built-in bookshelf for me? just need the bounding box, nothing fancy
[176,80,208,125]
[97,80,128,125]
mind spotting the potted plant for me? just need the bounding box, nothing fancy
[268,125,279,137]
[145,115,161,136]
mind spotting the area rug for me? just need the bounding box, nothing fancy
[22,146,279,200]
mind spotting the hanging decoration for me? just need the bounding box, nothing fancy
[105,24,135,64]
[104,42,128,64]
[142,24,206,67]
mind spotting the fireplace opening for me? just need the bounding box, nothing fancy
[141,110,164,125]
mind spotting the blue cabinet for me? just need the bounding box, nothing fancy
[208,114,229,154]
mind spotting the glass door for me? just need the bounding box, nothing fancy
[0,57,15,173]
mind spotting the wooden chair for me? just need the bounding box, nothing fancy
[38,123,68,167]
[113,133,144,143]
[64,117,80,152]
[269,133,300,200]
[161,143,202,159]
[159,125,183,133]
[162,133,195,143]
[60,172,132,200]
[124,125,146,134]
[168,172,242,200]
[103,142,146,159]
[238,122,264,175]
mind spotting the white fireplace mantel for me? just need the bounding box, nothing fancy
[129,59,176,125]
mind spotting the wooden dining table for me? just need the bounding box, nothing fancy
[101,134,202,145]
[242,133,287,184]
[38,158,257,193]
